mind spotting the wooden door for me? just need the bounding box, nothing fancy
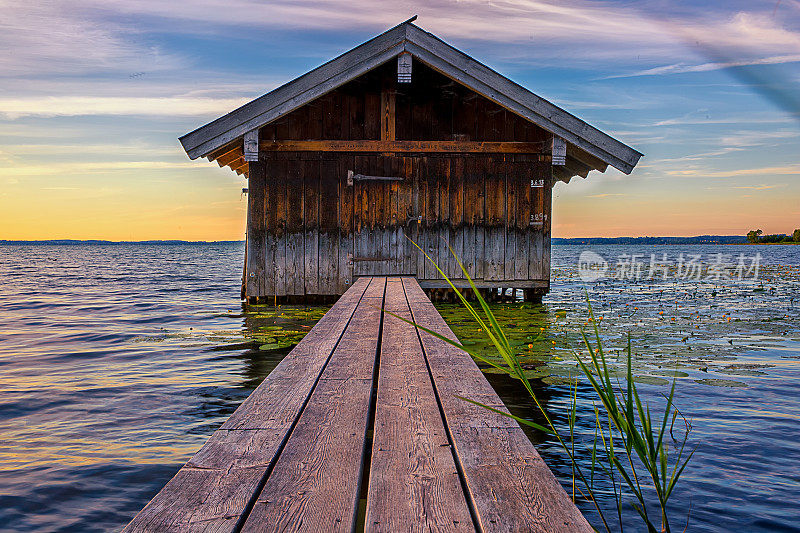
[352,156,418,276]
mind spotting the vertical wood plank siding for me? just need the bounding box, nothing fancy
[245,161,267,297]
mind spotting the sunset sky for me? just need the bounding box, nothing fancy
[1,0,798,240]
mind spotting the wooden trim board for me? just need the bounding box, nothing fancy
[259,140,547,154]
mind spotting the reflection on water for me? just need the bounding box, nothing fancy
[0,243,798,532]
[0,244,322,532]
[436,244,800,532]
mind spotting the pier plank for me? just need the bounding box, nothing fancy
[241,279,384,532]
[122,428,287,532]
[123,277,370,532]
[402,278,593,532]
[366,278,473,532]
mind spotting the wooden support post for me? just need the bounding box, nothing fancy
[245,129,266,300]
[523,288,544,304]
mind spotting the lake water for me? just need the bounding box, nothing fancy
[0,243,797,532]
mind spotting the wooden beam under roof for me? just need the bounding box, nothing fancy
[567,145,609,173]
[259,140,547,153]
[206,140,241,163]
[229,157,248,173]
[553,166,574,184]
[564,158,594,179]
[215,148,243,167]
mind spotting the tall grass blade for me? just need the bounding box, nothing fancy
[390,239,693,532]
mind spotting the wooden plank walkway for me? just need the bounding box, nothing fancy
[124,277,591,532]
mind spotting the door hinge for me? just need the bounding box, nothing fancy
[347,170,404,186]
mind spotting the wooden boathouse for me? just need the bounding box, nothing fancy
[179,18,641,304]
[126,20,643,530]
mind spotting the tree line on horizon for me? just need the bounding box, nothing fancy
[746,229,800,244]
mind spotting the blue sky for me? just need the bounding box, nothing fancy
[1,0,798,239]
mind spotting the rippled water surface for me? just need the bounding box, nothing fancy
[0,243,798,532]
[438,245,800,532]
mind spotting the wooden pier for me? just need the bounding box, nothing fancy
[124,277,591,532]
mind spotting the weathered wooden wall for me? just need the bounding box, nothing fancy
[245,60,554,301]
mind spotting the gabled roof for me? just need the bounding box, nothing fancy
[180,19,642,181]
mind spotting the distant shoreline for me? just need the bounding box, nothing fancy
[551,236,748,245]
[0,240,244,245]
[0,235,766,246]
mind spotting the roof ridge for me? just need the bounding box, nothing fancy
[179,19,642,177]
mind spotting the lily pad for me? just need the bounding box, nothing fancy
[647,369,690,378]
[541,375,579,386]
[480,367,508,375]
[632,375,670,386]
[258,343,280,351]
[716,368,766,376]
[694,378,748,388]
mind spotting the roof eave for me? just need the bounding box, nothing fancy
[402,24,642,174]
[180,23,410,160]
[180,20,642,177]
